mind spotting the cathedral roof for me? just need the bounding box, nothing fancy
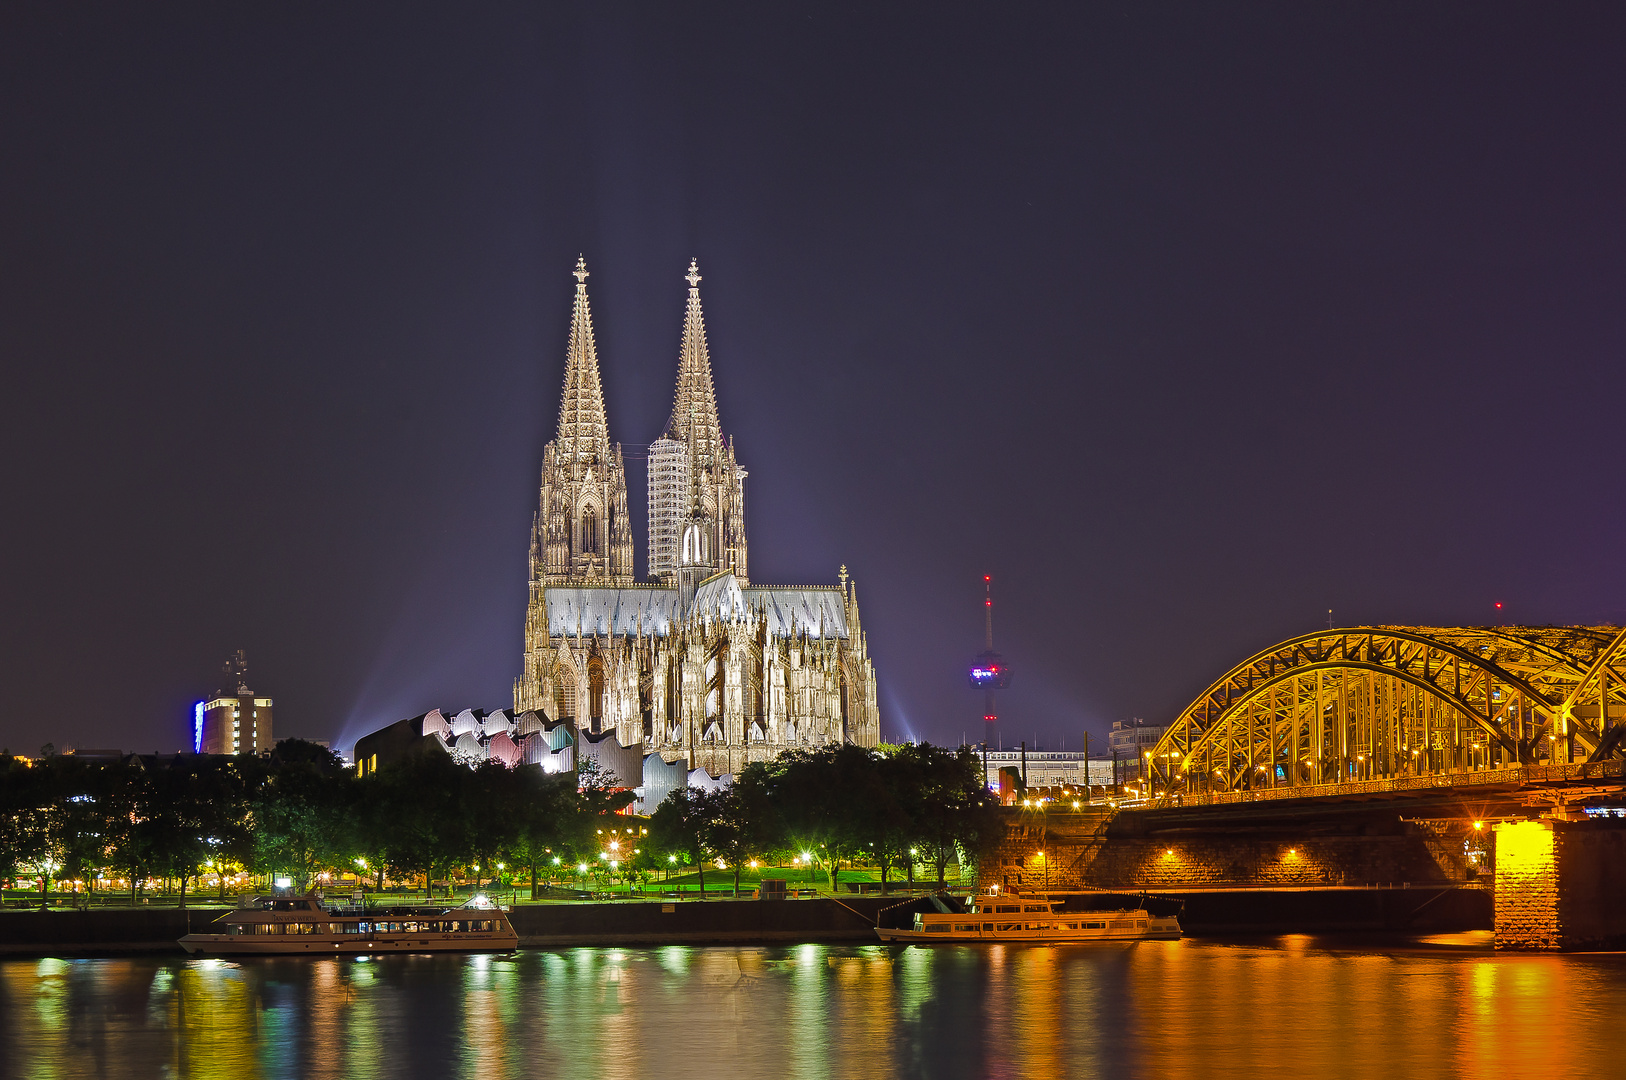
[554,256,613,463]
[690,570,747,620]
[546,586,678,637]
[542,577,849,639]
[747,586,849,639]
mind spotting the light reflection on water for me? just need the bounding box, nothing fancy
[6,936,1626,1079]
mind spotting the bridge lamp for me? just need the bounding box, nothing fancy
[1473,821,1484,830]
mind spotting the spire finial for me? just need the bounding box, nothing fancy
[574,255,589,288]
[685,259,701,290]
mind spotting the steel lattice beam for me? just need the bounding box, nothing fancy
[1146,626,1626,800]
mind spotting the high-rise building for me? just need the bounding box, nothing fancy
[196,650,274,756]
[515,258,878,776]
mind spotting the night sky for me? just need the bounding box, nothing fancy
[4,5,1624,758]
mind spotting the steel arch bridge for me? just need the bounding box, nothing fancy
[1146,625,1626,802]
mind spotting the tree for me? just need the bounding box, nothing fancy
[465,761,524,890]
[650,787,710,894]
[0,756,52,905]
[372,751,475,897]
[895,743,998,887]
[253,741,355,892]
[695,787,758,896]
[865,749,919,895]
[502,768,577,899]
[756,744,876,891]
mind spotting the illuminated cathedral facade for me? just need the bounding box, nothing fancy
[514,258,880,777]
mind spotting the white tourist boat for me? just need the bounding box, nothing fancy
[876,895,1181,944]
[179,894,519,956]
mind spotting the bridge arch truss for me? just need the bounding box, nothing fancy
[1149,625,1626,797]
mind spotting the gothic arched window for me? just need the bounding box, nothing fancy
[581,508,598,554]
[588,657,605,727]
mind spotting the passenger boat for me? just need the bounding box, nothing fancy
[875,894,1181,944]
[178,894,519,955]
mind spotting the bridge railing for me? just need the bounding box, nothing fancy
[1157,759,1626,808]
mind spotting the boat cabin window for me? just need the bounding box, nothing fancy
[994,923,1018,932]
[1023,905,1048,913]
[923,925,951,933]
[995,906,1019,914]
[1082,921,1105,929]
[954,924,979,932]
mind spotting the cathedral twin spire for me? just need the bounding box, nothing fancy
[535,256,746,588]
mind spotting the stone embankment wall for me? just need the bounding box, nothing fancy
[0,898,905,957]
[1495,818,1626,950]
[0,907,218,955]
[980,809,1469,894]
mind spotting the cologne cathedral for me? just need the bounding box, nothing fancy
[514,258,880,777]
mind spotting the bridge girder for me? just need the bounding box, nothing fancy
[1149,626,1626,798]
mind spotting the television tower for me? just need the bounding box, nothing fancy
[967,575,1012,747]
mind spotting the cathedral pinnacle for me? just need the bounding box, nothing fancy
[686,258,701,291]
[574,255,589,288]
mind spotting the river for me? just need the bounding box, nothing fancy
[5,934,1625,1079]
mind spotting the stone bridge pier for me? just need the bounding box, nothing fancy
[1493,816,1626,950]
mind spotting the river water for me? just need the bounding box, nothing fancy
[5,934,1626,1079]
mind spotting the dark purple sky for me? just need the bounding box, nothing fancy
[3,5,1624,757]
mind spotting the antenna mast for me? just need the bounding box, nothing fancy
[968,575,1013,750]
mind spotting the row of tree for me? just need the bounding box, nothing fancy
[650,742,1001,895]
[0,739,999,903]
